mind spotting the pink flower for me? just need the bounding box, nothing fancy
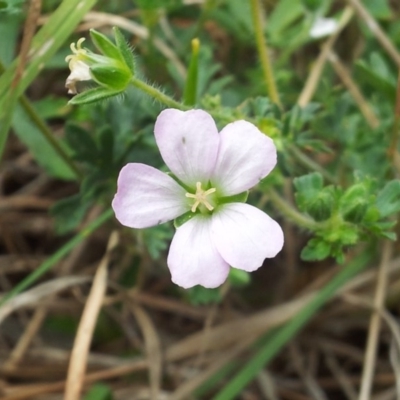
[112,109,284,288]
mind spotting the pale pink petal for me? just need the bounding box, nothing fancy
[211,203,283,271]
[112,163,189,229]
[154,109,220,186]
[168,216,230,288]
[211,120,277,196]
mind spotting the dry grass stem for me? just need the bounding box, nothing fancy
[0,276,90,325]
[347,0,400,67]
[324,349,358,400]
[63,231,118,400]
[327,50,379,129]
[130,304,162,400]
[358,241,393,400]
[3,307,47,371]
[297,6,354,107]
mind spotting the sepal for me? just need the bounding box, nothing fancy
[68,87,122,105]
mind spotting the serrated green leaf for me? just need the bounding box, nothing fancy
[113,27,135,74]
[90,29,121,60]
[68,87,122,105]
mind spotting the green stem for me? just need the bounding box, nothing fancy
[249,0,281,107]
[0,209,113,308]
[267,188,321,230]
[130,77,189,110]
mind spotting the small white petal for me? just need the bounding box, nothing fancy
[168,216,230,288]
[212,120,277,196]
[310,17,338,39]
[154,109,220,186]
[211,203,284,272]
[112,163,189,229]
[65,60,91,94]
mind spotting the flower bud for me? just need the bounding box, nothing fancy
[306,187,335,221]
[65,29,134,97]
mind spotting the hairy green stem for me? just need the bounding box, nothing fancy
[249,0,281,107]
[130,77,189,110]
[267,188,321,230]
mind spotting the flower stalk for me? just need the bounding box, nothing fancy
[249,0,281,108]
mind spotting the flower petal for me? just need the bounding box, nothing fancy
[154,109,220,186]
[212,120,277,196]
[211,203,283,271]
[112,163,189,229]
[168,216,230,288]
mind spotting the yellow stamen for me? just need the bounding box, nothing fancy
[186,181,216,213]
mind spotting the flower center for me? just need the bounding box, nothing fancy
[185,182,216,213]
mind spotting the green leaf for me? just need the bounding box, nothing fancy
[12,105,75,179]
[301,238,331,261]
[363,0,392,19]
[90,29,121,60]
[68,87,122,105]
[294,173,335,219]
[51,194,91,234]
[376,180,400,218]
[113,27,135,74]
[339,183,370,223]
[65,123,98,164]
[97,126,114,166]
[355,60,396,102]
[267,0,303,38]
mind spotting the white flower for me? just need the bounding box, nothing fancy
[112,109,284,288]
[65,38,92,94]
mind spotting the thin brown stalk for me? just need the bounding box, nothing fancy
[327,50,379,129]
[324,350,358,400]
[3,307,47,371]
[64,232,118,400]
[130,304,162,400]
[358,241,393,400]
[347,0,400,67]
[297,6,354,107]
[388,69,400,169]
